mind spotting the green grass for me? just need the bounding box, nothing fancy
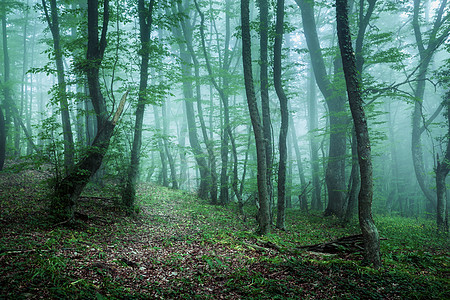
[1,169,449,299]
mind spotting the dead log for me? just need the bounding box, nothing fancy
[299,234,366,254]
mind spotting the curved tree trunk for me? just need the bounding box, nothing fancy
[274,0,289,230]
[296,0,347,218]
[411,0,448,211]
[241,0,270,235]
[177,3,218,203]
[336,0,381,267]
[51,0,128,222]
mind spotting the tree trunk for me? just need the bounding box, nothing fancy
[307,66,322,210]
[289,110,308,211]
[162,102,178,189]
[0,106,5,170]
[177,3,217,203]
[411,0,448,212]
[42,0,75,171]
[241,0,270,235]
[122,0,154,208]
[435,92,449,232]
[170,4,210,200]
[51,0,126,222]
[336,0,381,267]
[274,0,289,230]
[296,0,348,218]
[344,129,360,224]
[259,0,274,218]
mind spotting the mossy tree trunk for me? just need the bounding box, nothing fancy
[336,0,381,268]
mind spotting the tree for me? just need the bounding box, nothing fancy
[194,0,233,205]
[274,0,289,230]
[435,63,450,232]
[51,0,128,221]
[122,0,155,209]
[170,6,211,200]
[336,0,381,267]
[411,0,449,212]
[0,0,10,171]
[259,0,273,218]
[296,0,348,218]
[176,1,218,203]
[42,0,75,171]
[241,0,270,235]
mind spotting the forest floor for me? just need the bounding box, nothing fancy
[0,162,449,299]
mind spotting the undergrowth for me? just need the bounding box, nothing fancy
[0,168,448,299]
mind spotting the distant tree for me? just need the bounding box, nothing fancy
[42,0,75,171]
[241,0,270,235]
[296,0,348,218]
[176,1,218,203]
[194,0,233,205]
[122,0,155,209]
[336,0,381,267]
[411,0,449,213]
[170,4,210,200]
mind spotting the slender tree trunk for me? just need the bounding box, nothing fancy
[344,128,360,223]
[307,66,322,210]
[336,0,381,267]
[122,0,155,208]
[259,0,274,218]
[162,101,178,189]
[153,105,168,187]
[274,0,289,230]
[0,9,10,170]
[42,0,75,171]
[435,93,449,232]
[241,0,270,235]
[289,114,308,211]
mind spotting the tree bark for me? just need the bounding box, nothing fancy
[122,0,155,208]
[241,0,270,235]
[336,0,381,267]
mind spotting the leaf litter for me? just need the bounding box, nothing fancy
[0,163,448,299]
